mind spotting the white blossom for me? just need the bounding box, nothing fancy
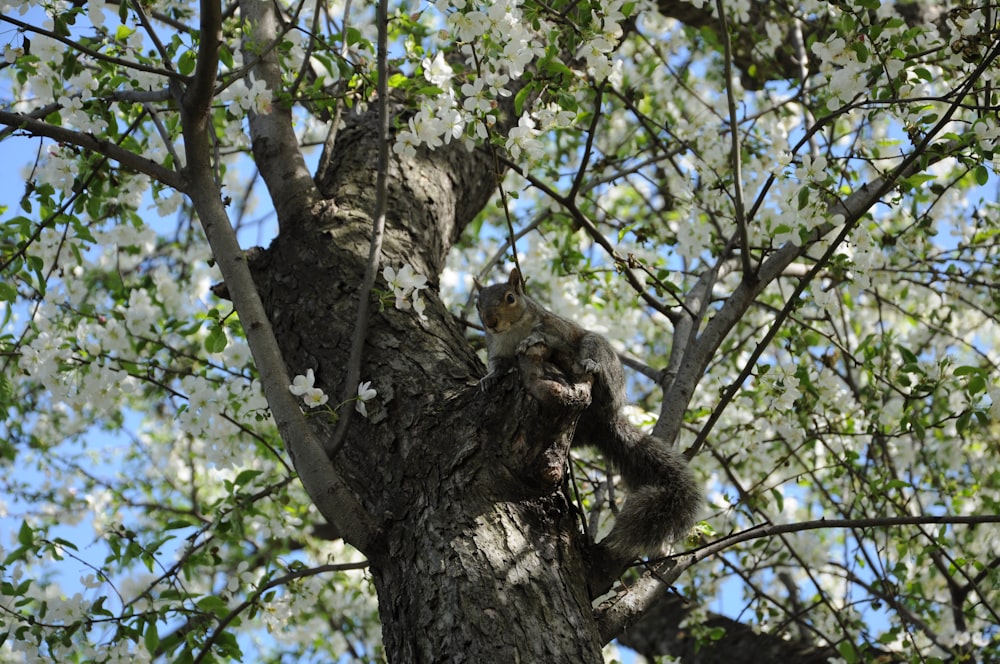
[422,52,454,87]
[506,113,544,162]
[356,380,377,417]
[383,263,429,314]
[289,369,329,407]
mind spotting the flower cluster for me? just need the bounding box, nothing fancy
[219,73,274,115]
[810,36,869,109]
[392,0,629,166]
[288,371,378,419]
[383,263,429,319]
[392,53,467,159]
[288,369,329,408]
[576,0,628,81]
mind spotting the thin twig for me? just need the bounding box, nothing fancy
[568,83,605,201]
[326,0,389,457]
[789,17,820,160]
[132,0,176,74]
[289,0,323,100]
[316,0,354,184]
[143,103,183,169]
[192,560,369,663]
[183,0,370,553]
[714,0,752,280]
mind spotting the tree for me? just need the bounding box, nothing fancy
[1,0,1000,660]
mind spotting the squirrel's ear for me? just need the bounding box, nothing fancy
[509,267,523,288]
[473,275,484,291]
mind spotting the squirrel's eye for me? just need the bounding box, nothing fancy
[505,293,516,304]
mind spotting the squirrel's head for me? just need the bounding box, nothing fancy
[477,268,527,332]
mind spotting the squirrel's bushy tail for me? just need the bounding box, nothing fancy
[592,415,702,557]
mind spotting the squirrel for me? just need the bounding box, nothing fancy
[477,267,701,560]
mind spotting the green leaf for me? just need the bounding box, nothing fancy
[144,621,160,656]
[0,373,13,407]
[416,85,445,97]
[707,625,726,640]
[214,629,244,658]
[770,488,784,513]
[897,345,917,364]
[902,173,935,189]
[514,83,535,117]
[205,324,228,354]
[53,15,70,37]
[17,521,33,547]
[387,72,408,88]
[219,44,234,70]
[178,50,197,76]
[838,640,858,664]
[52,537,78,552]
[975,165,989,186]
[0,282,16,302]
[91,595,113,617]
[957,409,972,434]
[797,186,810,210]
[850,40,869,62]
[196,594,230,617]
[233,469,263,487]
[540,58,573,81]
[344,26,370,49]
[164,519,195,531]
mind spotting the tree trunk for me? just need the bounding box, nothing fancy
[369,384,601,662]
[246,107,617,661]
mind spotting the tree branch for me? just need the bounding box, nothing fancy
[179,0,372,549]
[240,0,319,225]
[187,0,221,118]
[0,109,184,190]
[596,513,1000,641]
[0,14,184,81]
[192,560,369,664]
[132,0,177,76]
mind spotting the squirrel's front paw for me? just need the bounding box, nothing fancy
[580,358,600,374]
[516,331,546,355]
[479,372,499,393]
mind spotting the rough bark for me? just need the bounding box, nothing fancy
[369,358,602,662]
